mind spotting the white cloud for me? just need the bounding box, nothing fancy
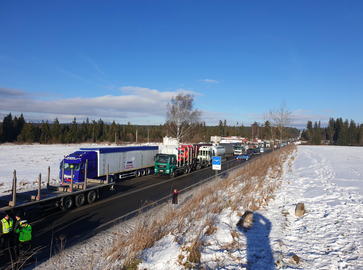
[204,79,220,84]
[0,86,203,124]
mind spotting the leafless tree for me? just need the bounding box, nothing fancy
[165,93,201,143]
[264,99,292,142]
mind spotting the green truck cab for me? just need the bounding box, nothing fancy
[154,154,177,177]
[154,153,194,178]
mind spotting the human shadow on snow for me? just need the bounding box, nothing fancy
[238,212,275,270]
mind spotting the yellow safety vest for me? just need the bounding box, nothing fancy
[1,218,13,234]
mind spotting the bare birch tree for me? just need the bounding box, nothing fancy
[264,99,292,142]
[165,93,201,143]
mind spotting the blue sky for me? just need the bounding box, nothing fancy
[1,1,362,129]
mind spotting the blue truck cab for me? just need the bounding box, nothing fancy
[59,151,97,183]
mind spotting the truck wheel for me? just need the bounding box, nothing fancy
[197,163,201,170]
[146,168,151,175]
[170,170,176,178]
[61,196,74,211]
[75,193,86,207]
[87,190,97,204]
[108,175,114,183]
[135,170,141,178]
[142,169,146,176]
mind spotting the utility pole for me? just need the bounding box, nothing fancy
[147,128,150,143]
[136,129,138,143]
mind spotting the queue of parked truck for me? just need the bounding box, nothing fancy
[0,138,271,214]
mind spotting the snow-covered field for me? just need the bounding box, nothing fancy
[1,144,363,269]
[0,144,81,194]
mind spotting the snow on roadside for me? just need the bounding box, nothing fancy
[138,146,363,269]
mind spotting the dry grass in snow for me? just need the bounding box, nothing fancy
[98,145,296,269]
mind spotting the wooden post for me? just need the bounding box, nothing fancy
[83,159,88,190]
[47,166,50,188]
[107,164,109,183]
[70,168,74,192]
[61,161,65,185]
[10,170,17,207]
[37,173,41,200]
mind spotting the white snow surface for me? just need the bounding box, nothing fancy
[1,144,363,269]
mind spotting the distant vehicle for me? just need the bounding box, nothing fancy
[247,149,260,155]
[235,154,250,160]
[233,145,245,156]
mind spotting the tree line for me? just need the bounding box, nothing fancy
[301,118,363,146]
[0,113,300,144]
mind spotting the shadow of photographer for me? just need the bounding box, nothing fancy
[238,211,275,269]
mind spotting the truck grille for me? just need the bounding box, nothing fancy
[158,165,166,168]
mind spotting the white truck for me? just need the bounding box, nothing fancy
[197,145,226,167]
[233,145,245,156]
[219,143,234,158]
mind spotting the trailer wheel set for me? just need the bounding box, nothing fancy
[135,168,152,178]
[60,189,98,211]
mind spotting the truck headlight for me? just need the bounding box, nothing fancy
[166,170,169,173]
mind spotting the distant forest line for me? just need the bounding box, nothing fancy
[0,113,301,144]
[301,118,363,146]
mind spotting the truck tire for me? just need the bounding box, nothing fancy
[135,170,141,178]
[87,190,97,204]
[108,175,114,183]
[61,196,74,211]
[170,170,176,178]
[196,163,202,170]
[146,168,151,175]
[142,169,146,176]
[75,193,86,207]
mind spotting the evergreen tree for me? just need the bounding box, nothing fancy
[51,118,62,143]
[312,121,321,145]
[2,113,15,142]
[39,120,51,143]
[69,117,79,142]
[13,113,25,140]
[348,119,357,145]
[358,124,363,145]
[0,124,3,142]
[327,118,335,144]
[108,120,118,142]
[18,122,35,143]
[337,119,349,146]
[306,121,313,141]
[262,120,272,140]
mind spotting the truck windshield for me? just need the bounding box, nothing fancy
[155,155,169,163]
[64,163,81,171]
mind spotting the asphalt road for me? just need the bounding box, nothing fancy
[0,149,275,268]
